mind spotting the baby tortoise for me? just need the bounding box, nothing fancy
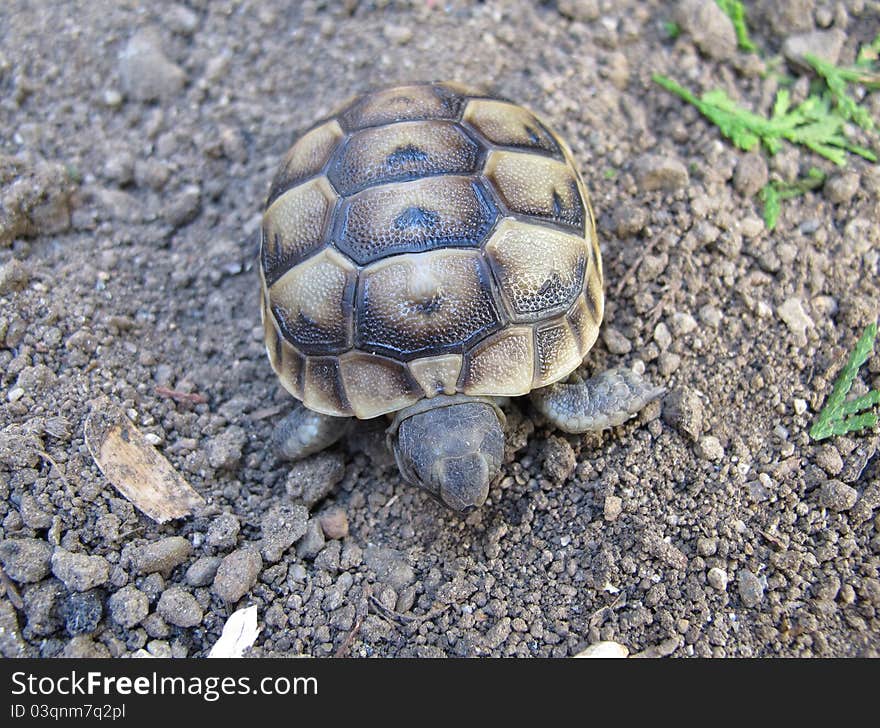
[259,82,663,512]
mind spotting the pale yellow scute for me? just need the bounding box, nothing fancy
[461,327,534,396]
[338,352,421,418]
[408,354,463,398]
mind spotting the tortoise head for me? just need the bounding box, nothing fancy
[389,397,506,513]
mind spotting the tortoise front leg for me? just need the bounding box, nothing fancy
[531,367,665,434]
[272,402,352,461]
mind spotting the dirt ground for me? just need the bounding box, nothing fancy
[1,0,879,658]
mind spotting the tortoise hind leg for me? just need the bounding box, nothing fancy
[531,367,665,434]
[272,403,352,461]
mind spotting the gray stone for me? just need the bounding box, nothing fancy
[824,172,860,205]
[118,28,186,102]
[676,0,738,61]
[557,0,599,22]
[205,426,247,470]
[164,184,201,228]
[63,590,103,635]
[206,513,240,550]
[662,388,704,441]
[213,548,262,603]
[0,259,30,295]
[755,0,816,35]
[737,569,765,607]
[295,519,326,561]
[165,4,199,35]
[611,203,648,237]
[542,435,577,483]
[157,586,203,627]
[0,538,52,584]
[696,435,724,462]
[133,537,192,574]
[364,545,415,589]
[108,585,150,629]
[783,29,846,68]
[261,504,308,563]
[319,509,349,540]
[707,567,729,591]
[633,154,689,192]
[815,445,844,476]
[50,549,109,592]
[733,152,769,197]
[284,452,346,509]
[818,479,858,512]
[601,326,632,355]
[604,494,623,522]
[22,579,65,636]
[185,556,222,587]
[777,298,813,343]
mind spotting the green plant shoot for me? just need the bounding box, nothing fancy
[804,53,880,132]
[653,75,877,165]
[759,168,825,230]
[810,322,880,440]
[715,0,756,52]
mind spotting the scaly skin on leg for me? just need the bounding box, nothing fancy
[531,367,665,434]
[272,403,352,461]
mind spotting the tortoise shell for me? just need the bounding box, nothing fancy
[260,82,604,419]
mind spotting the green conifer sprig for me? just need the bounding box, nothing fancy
[810,323,880,441]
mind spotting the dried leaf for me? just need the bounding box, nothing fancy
[84,398,204,523]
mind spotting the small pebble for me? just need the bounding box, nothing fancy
[261,504,309,563]
[205,426,247,470]
[157,586,203,628]
[542,436,577,482]
[64,590,103,635]
[557,0,600,22]
[653,322,672,351]
[707,567,729,591]
[206,513,240,550]
[737,569,764,607]
[319,509,349,540]
[213,548,262,603]
[783,29,846,68]
[133,536,193,574]
[284,452,346,509]
[185,556,222,587]
[818,479,858,512]
[602,326,632,355]
[778,298,814,344]
[50,549,110,592]
[675,0,737,61]
[670,312,697,337]
[0,259,30,295]
[815,445,843,476]
[604,495,623,522]
[733,152,769,198]
[696,435,724,461]
[108,585,150,628]
[824,172,860,205]
[295,519,326,561]
[633,154,689,192]
[0,538,53,583]
[118,28,187,101]
[662,388,704,442]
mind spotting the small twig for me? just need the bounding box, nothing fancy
[250,405,285,421]
[0,566,24,611]
[382,494,400,510]
[36,450,71,489]
[613,238,656,298]
[155,386,208,404]
[333,617,363,658]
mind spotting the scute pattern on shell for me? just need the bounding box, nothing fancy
[260,82,604,418]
